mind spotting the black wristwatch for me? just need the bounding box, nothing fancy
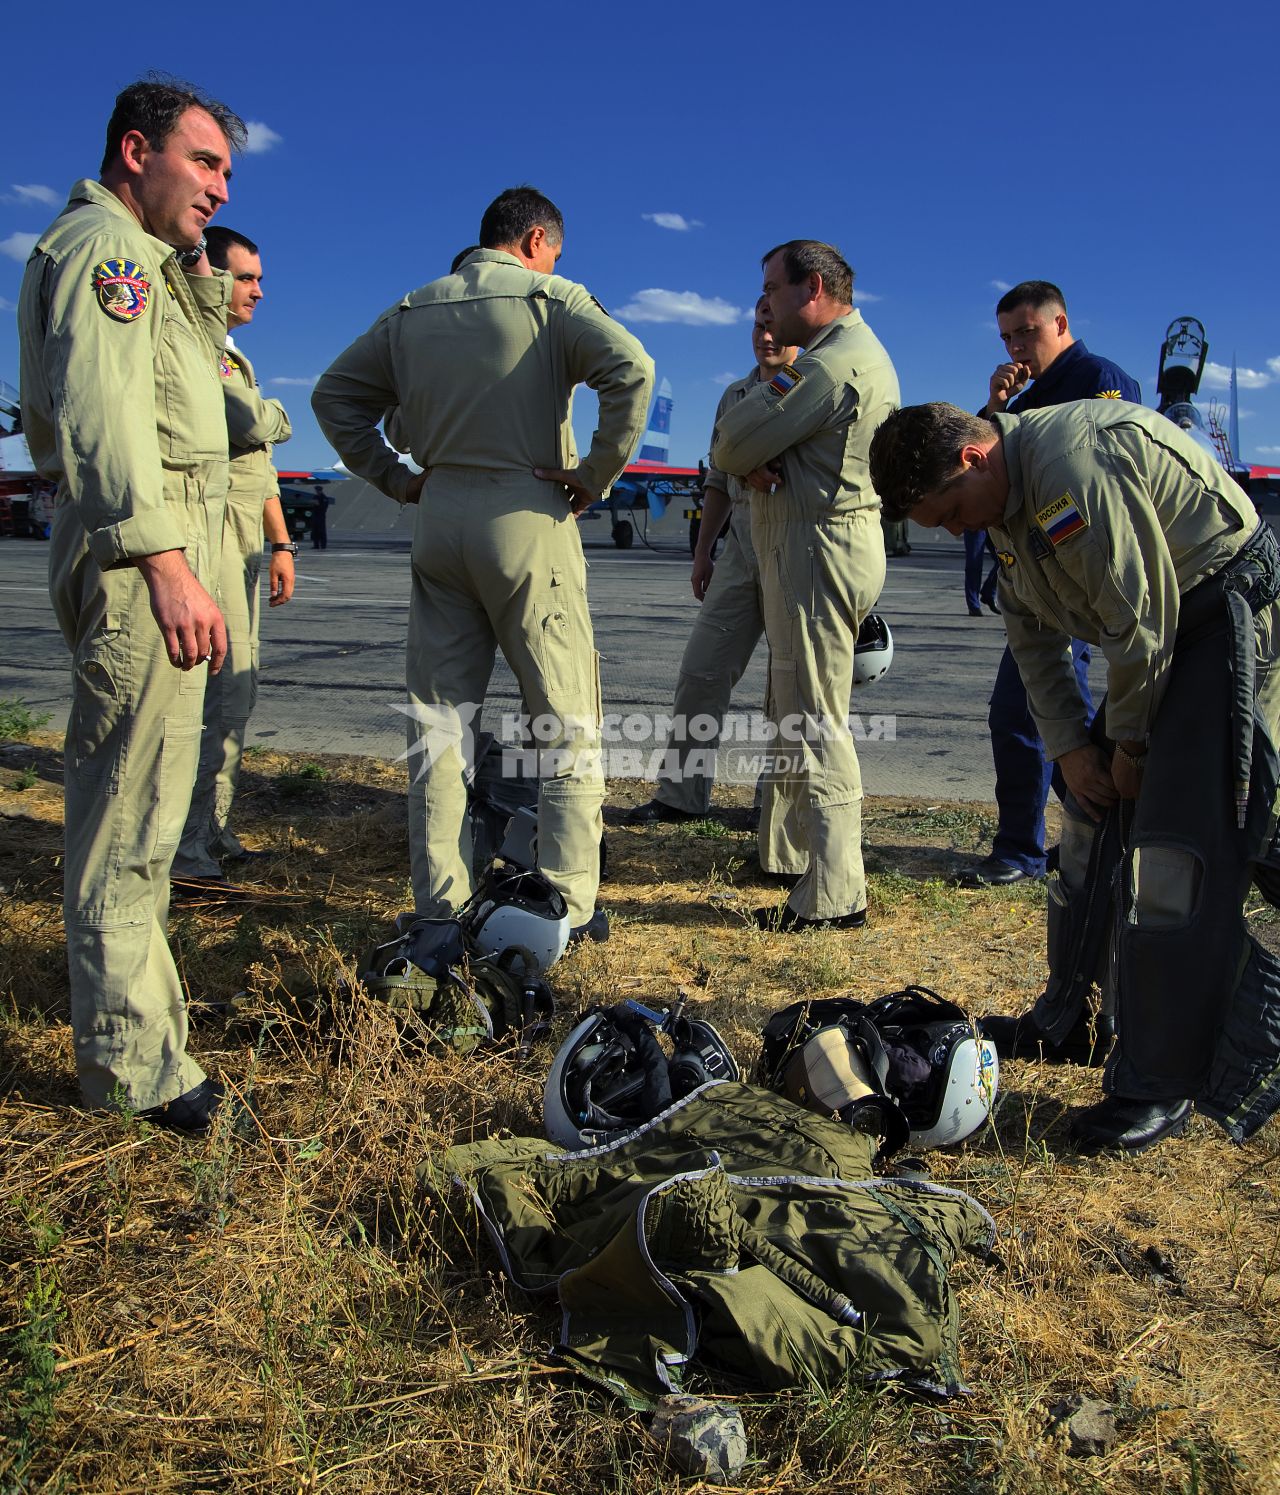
[270,542,299,555]
[176,235,207,270]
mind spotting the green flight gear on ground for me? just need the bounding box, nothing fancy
[712,311,899,922]
[648,370,803,871]
[19,179,230,1110]
[312,247,653,927]
[438,1082,994,1404]
[175,338,291,876]
[987,402,1280,1133]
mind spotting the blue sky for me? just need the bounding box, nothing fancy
[3,2,1279,472]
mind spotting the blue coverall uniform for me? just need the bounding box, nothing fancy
[988,341,1142,875]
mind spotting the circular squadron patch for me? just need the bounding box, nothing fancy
[93,258,150,322]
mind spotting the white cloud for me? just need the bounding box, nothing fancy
[642,212,703,232]
[243,121,283,154]
[615,289,747,326]
[1202,360,1271,391]
[711,371,739,386]
[0,232,38,263]
[1268,356,1280,377]
[852,289,881,304]
[0,295,14,311]
[990,279,1012,292]
[6,184,59,208]
[269,375,319,387]
[1255,445,1280,456]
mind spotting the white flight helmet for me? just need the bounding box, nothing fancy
[462,858,570,977]
[544,998,739,1150]
[865,987,999,1149]
[854,613,893,686]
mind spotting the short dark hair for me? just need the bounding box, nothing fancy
[479,187,564,251]
[761,240,853,306]
[450,245,481,273]
[995,280,1066,317]
[868,403,996,520]
[204,226,258,269]
[100,75,247,174]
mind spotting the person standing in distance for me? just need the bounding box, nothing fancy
[312,187,653,941]
[956,279,1140,890]
[712,240,899,931]
[18,77,246,1131]
[172,225,295,892]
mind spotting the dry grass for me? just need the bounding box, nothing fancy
[2,734,1278,1493]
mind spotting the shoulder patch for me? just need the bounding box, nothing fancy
[219,351,240,379]
[768,364,803,397]
[1094,389,1123,399]
[93,258,150,322]
[997,549,1016,569]
[1035,491,1088,547]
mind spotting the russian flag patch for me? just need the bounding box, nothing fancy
[1035,492,1088,546]
[768,364,802,397]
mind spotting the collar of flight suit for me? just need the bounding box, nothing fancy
[798,307,864,358]
[62,178,182,273]
[990,412,1028,527]
[455,247,525,271]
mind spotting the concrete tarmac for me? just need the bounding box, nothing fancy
[0,523,1104,800]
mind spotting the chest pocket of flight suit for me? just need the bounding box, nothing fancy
[158,306,225,464]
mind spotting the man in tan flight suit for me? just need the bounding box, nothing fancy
[313,187,653,940]
[173,225,295,889]
[627,305,803,875]
[18,79,246,1130]
[713,241,899,931]
[869,399,1280,1153]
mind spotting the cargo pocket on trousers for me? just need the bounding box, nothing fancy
[71,633,126,793]
[532,568,585,704]
[149,717,203,862]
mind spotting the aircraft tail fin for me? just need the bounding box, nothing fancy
[636,378,673,463]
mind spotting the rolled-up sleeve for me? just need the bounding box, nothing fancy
[225,383,292,450]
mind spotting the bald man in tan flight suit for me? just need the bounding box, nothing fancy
[713,240,899,931]
[313,187,653,940]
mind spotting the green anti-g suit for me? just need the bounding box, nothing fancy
[18,180,230,1110]
[312,250,653,925]
[174,338,291,876]
[713,311,899,921]
[989,401,1280,1135]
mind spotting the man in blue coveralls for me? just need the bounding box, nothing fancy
[954,280,1140,887]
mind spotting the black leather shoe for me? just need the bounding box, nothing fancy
[624,799,699,826]
[984,599,1000,615]
[752,904,867,932]
[1067,1096,1192,1155]
[138,1078,225,1134]
[979,1009,1114,1067]
[569,910,609,944]
[953,856,1043,888]
[967,605,982,617]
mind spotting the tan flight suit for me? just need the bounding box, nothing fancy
[651,371,803,871]
[712,311,899,920]
[174,338,291,876]
[18,180,230,1110]
[988,401,1280,1114]
[312,249,653,926]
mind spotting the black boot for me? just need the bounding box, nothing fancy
[979,1008,1114,1067]
[1067,1096,1192,1155]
